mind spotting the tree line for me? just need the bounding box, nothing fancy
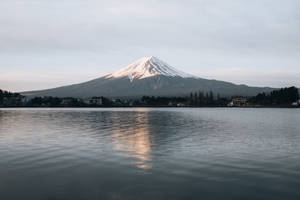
[0,87,299,107]
[188,91,228,106]
[249,86,299,106]
[0,89,24,106]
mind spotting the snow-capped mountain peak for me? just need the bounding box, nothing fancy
[105,56,196,80]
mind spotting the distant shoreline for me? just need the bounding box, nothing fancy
[0,106,299,109]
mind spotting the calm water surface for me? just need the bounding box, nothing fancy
[0,108,300,200]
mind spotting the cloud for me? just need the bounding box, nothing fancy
[0,0,299,91]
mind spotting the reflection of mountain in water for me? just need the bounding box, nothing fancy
[112,111,152,169]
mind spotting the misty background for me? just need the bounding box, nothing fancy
[1,0,299,92]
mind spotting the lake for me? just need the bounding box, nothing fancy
[0,108,299,200]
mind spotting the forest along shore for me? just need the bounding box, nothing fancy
[0,87,299,108]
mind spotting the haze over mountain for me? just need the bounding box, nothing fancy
[22,57,274,98]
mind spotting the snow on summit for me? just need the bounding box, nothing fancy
[105,56,195,80]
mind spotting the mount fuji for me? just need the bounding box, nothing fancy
[105,56,195,80]
[23,56,274,98]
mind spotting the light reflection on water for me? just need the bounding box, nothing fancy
[0,108,300,200]
[112,112,152,169]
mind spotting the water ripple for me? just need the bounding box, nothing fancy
[0,108,300,200]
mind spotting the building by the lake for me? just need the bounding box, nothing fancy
[228,98,248,107]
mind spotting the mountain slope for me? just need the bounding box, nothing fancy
[22,56,274,98]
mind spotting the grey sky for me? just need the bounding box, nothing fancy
[1,0,300,92]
